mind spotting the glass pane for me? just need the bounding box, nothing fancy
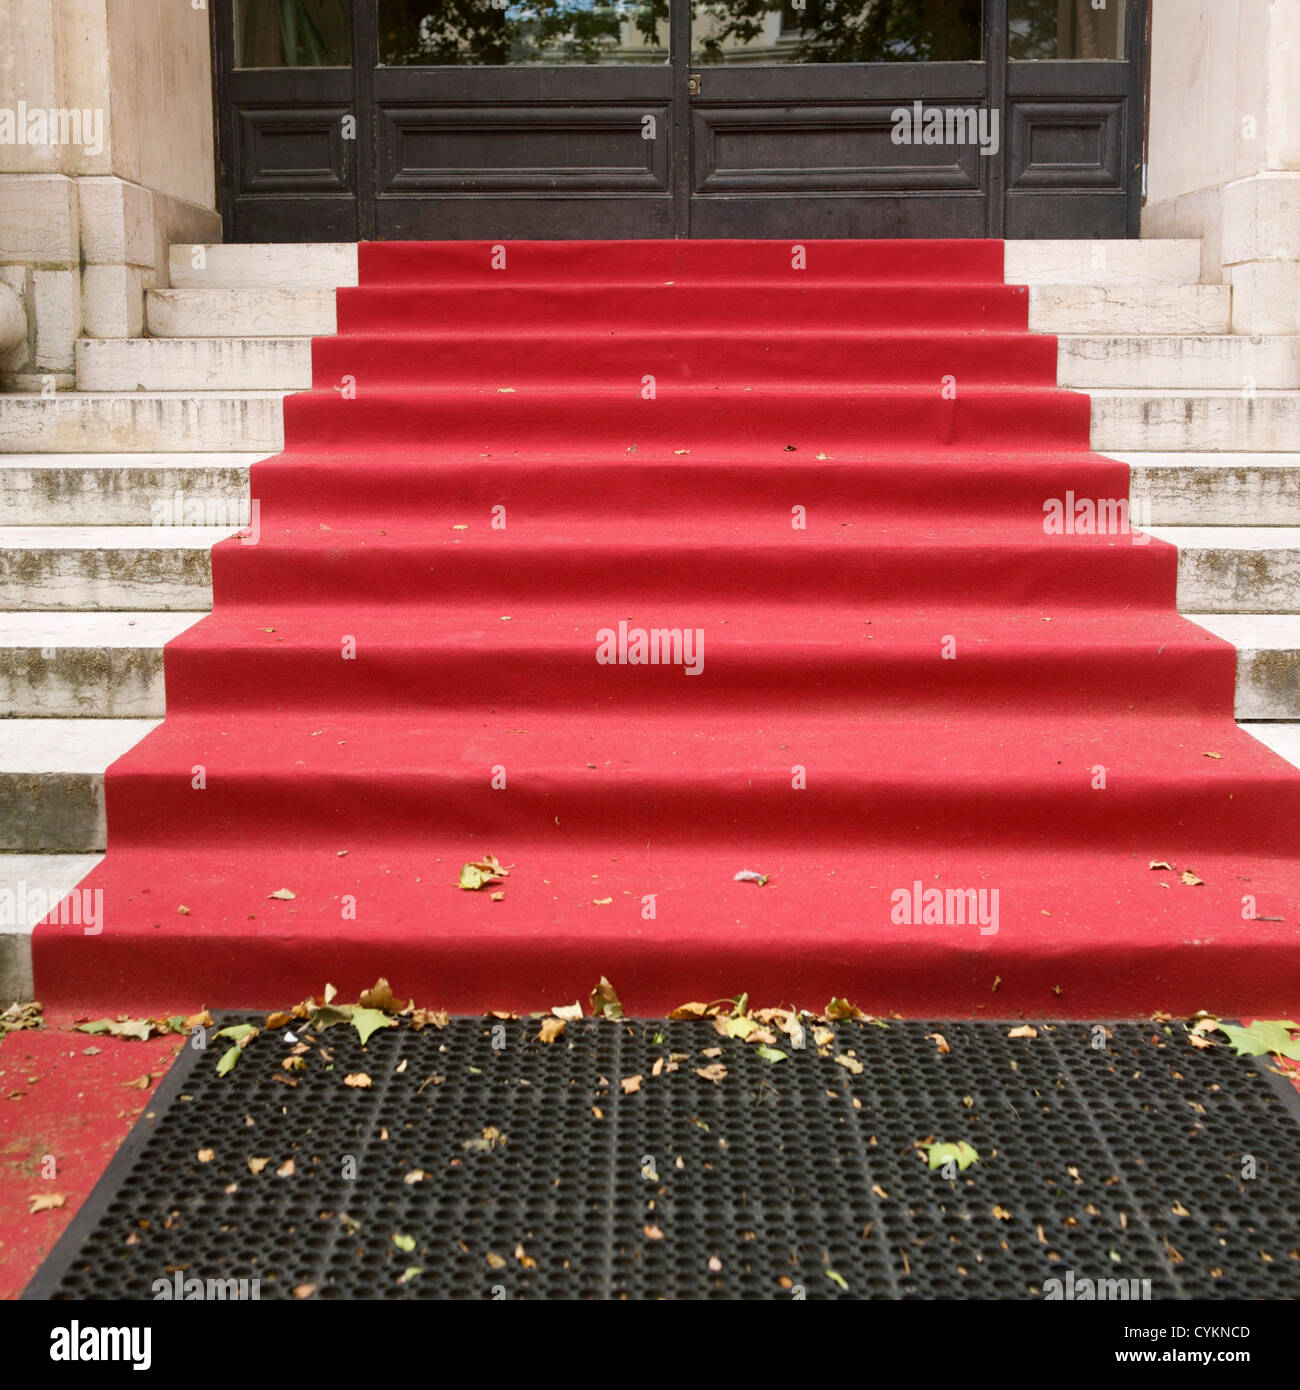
[692,0,982,66]
[378,0,670,65]
[235,0,353,67]
[1009,0,1125,59]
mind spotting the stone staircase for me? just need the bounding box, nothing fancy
[1,237,1297,1002]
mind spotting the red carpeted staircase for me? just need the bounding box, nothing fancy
[35,240,1300,1016]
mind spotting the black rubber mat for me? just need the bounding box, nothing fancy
[25,1016,1300,1300]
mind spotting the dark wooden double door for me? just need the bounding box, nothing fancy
[214,0,1147,241]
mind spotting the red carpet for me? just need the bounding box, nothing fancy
[34,240,1300,1016]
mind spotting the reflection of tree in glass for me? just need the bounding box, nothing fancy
[378,0,668,65]
[696,0,980,64]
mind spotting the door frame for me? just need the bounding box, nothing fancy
[211,0,1148,242]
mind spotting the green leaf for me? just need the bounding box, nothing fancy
[213,1023,257,1045]
[923,1140,980,1172]
[1212,1019,1300,1060]
[399,1267,423,1283]
[392,1233,416,1253]
[724,1015,758,1039]
[215,1044,242,1077]
[755,1044,789,1064]
[351,1007,397,1047]
[825,1269,848,1291]
[309,1004,352,1031]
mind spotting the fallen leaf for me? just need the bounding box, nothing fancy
[196,1148,215,1163]
[620,1074,643,1094]
[922,1140,979,1172]
[835,1054,864,1075]
[1149,861,1174,871]
[1211,1019,1300,1061]
[552,1002,583,1021]
[351,1007,396,1046]
[393,1233,416,1253]
[992,1205,1013,1221]
[515,1243,537,1269]
[695,1064,727,1084]
[343,1073,372,1088]
[28,1193,66,1214]
[404,1170,428,1185]
[733,870,769,886]
[537,1017,566,1044]
[247,1157,271,1174]
[276,1159,295,1178]
[1008,1025,1038,1039]
[825,1269,848,1291]
[1180,870,1205,887]
[755,1044,789,1064]
[589,977,624,1019]
[927,1032,952,1055]
[293,1284,315,1299]
[265,1011,291,1029]
[75,1018,155,1042]
[267,888,296,901]
[358,978,403,1013]
[485,1251,507,1269]
[643,1224,664,1240]
[668,1002,712,1020]
[826,997,863,1021]
[458,855,511,891]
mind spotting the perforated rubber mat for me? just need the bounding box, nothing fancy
[25,1016,1300,1300]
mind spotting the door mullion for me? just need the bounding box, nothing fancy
[670,0,692,237]
[985,0,1008,239]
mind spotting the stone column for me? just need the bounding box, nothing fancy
[1143,0,1300,334]
[0,0,221,390]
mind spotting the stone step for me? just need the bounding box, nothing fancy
[1239,721,1300,772]
[0,454,259,525]
[0,611,202,716]
[0,718,158,853]
[1005,239,1202,287]
[1089,390,1300,452]
[1148,526,1300,612]
[1059,335,1300,391]
[1030,285,1230,335]
[0,393,285,454]
[0,851,103,1003]
[1119,453,1300,526]
[0,526,233,610]
[147,288,337,338]
[1184,614,1300,719]
[169,242,359,291]
[77,336,312,391]
[162,240,1197,292]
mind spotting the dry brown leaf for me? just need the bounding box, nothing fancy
[871,1184,889,1200]
[668,1001,712,1020]
[927,1033,951,1055]
[1008,1025,1038,1039]
[485,1252,507,1270]
[265,1011,291,1029]
[992,1205,1013,1221]
[1149,861,1174,871]
[644,1224,665,1240]
[537,1017,566,1044]
[552,1002,583,1022]
[248,1157,271,1174]
[835,1054,864,1075]
[620,1074,643,1095]
[196,1148,215,1163]
[695,1064,727,1084]
[404,1170,428,1184]
[515,1243,537,1269]
[275,1159,295,1178]
[343,1073,372,1088]
[293,1284,316,1299]
[28,1193,66,1214]
[1180,870,1205,887]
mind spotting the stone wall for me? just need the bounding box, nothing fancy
[1144,0,1300,334]
[0,0,220,389]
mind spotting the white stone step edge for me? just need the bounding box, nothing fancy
[76,337,313,392]
[0,852,103,1004]
[1058,335,1300,391]
[1182,613,1300,720]
[161,239,1201,291]
[0,454,264,526]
